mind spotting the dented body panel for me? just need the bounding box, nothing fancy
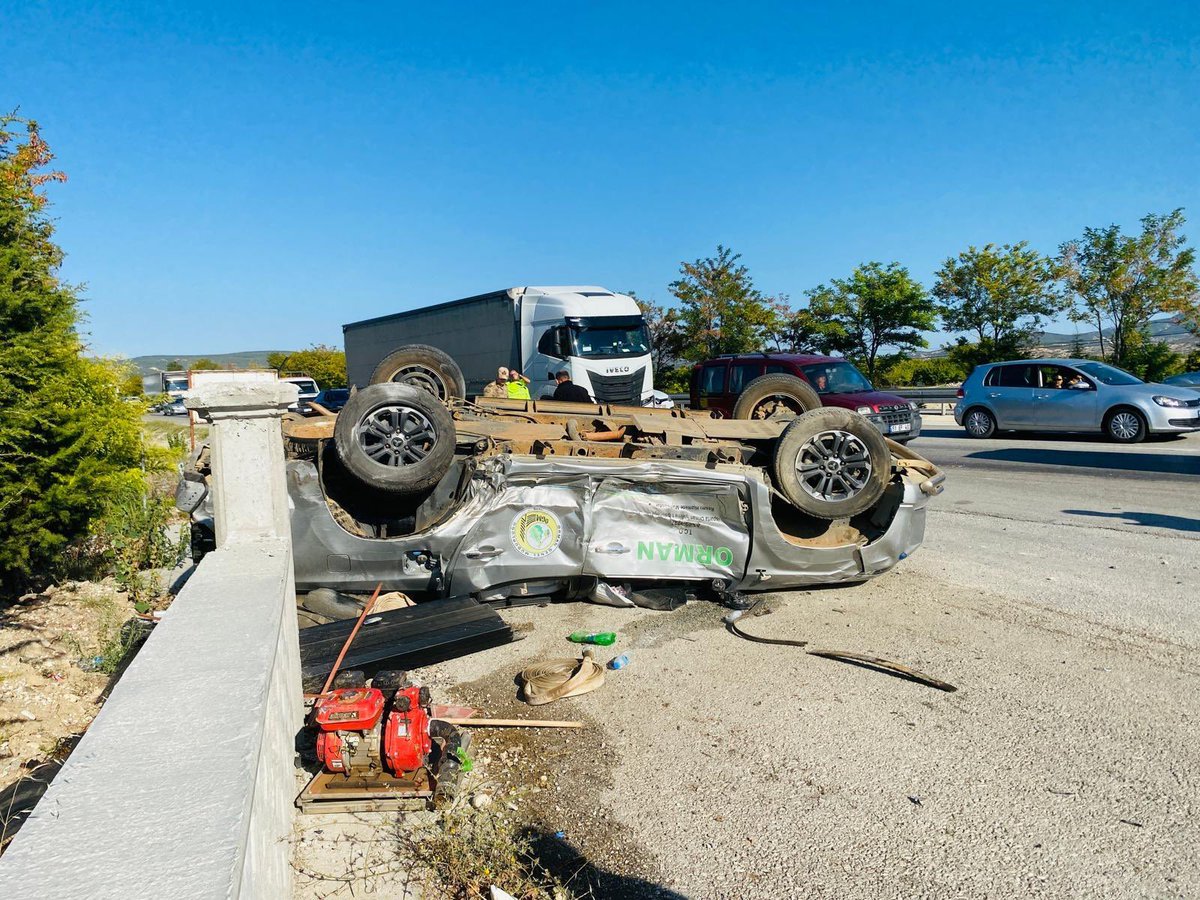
[282,452,935,598]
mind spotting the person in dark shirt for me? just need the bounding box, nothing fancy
[552,370,592,403]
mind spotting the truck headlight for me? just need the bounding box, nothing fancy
[1153,395,1186,408]
[856,405,873,415]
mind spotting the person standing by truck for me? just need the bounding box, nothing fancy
[506,370,532,400]
[483,367,510,399]
[552,370,592,403]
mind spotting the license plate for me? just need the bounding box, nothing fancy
[889,423,911,434]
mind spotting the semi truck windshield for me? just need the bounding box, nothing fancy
[569,318,650,359]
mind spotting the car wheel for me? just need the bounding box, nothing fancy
[369,344,466,401]
[963,407,996,438]
[772,408,889,519]
[733,374,822,420]
[334,383,456,494]
[1105,407,1146,444]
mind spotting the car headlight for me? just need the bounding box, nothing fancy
[856,405,873,415]
[908,400,919,411]
[1153,395,1186,408]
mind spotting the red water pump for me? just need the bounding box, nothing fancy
[302,673,466,810]
[314,683,433,775]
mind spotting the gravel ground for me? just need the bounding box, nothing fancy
[294,421,1200,898]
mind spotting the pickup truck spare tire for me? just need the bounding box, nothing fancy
[369,344,466,401]
[733,373,821,419]
[335,383,455,494]
[772,408,889,519]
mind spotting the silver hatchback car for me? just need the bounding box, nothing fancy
[955,358,1200,443]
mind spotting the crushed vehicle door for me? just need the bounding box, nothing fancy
[583,477,750,582]
[446,476,589,593]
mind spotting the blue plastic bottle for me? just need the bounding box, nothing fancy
[607,654,630,670]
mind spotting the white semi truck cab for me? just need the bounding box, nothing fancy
[517,286,654,403]
[344,286,657,405]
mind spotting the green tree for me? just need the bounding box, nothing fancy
[805,262,935,381]
[165,359,184,370]
[631,293,685,370]
[1058,209,1199,365]
[1120,332,1184,382]
[190,357,221,370]
[762,294,843,354]
[120,369,145,396]
[669,245,774,361]
[0,116,150,592]
[934,242,1062,359]
[269,344,346,388]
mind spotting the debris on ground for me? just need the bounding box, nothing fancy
[519,652,606,705]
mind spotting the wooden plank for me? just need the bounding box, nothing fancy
[298,596,515,692]
[299,603,496,661]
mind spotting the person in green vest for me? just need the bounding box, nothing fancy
[506,369,532,400]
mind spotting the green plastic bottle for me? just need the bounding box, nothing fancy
[568,631,617,646]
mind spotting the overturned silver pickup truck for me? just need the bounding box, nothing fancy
[179,345,944,607]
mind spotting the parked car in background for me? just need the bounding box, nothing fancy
[281,375,320,412]
[690,353,921,443]
[1163,371,1200,388]
[165,396,188,416]
[955,358,1200,442]
[309,388,350,413]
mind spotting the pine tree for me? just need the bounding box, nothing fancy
[0,116,148,592]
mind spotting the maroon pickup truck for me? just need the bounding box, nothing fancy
[689,353,921,442]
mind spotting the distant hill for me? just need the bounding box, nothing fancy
[916,315,1197,358]
[130,351,294,375]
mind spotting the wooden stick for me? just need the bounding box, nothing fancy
[436,718,583,729]
[319,583,384,696]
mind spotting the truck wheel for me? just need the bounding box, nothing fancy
[733,374,821,420]
[773,408,889,519]
[335,383,455,494]
[369,344,466,401]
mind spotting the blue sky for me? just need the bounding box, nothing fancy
[4,2,1198,356]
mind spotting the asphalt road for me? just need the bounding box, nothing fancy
[296,416,1200,899]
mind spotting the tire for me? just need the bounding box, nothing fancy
[1105,407,1147,443]
[334,383,455,494]
[962,407,996,439]
[732,374,821,420]
[369,344,466,401]
[773,408,890,519]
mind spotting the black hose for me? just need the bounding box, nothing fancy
[723,598,809,647]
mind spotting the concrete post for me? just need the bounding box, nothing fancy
[187,381,298,547]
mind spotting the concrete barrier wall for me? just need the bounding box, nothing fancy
[0,381,303,898]
[0,540,301,898]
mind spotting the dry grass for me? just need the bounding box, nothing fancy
[397,801,579,900]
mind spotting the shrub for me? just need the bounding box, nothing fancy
[881,357,966,387]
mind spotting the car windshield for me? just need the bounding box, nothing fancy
[570,319,650,359]
[799,361,874,394]
[1076,362,1142,386]
[289,380,319,394]
[326,389,349,400]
